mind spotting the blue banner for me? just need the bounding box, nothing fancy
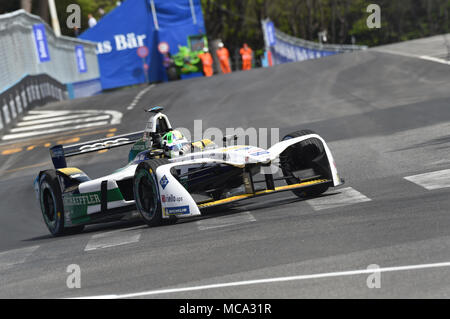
[265,21,276,47]
[32,24,50,63]
[271,37,337,65]
[80,0,205,90]
[75,45,87,73]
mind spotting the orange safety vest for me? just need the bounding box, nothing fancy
[216,48,231,74]
[240,47,253,70]
[199,52,214,77]
[240,48,253,61]
[216,47,230,61]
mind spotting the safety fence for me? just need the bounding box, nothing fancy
[262,19,367,65]
[0,9,101,135]
[0,74,67,133]
[0,10,100,92]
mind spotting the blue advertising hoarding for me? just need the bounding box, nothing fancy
[265,21,276,47]
[271,37,337,64]
[32,23,50,63]
[75,45,87,73]
[263,20,338,65]
[80,0,205,90]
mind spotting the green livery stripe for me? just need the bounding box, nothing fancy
[63,188,125,223]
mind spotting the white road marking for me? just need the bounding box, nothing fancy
[2,121,109,140]
[18,113,100,126]
[404,169,450,190]
[10,115,111,132]
[127,84,155,110]
[0,246,40,271]
[375,49,450,66]
[2,109,123,141]
[84,228,142,252]
[196,211,256,231]
[419,55,450,65]
[307,187,371,211]
[75,261,450,299]
[23,111,72,121]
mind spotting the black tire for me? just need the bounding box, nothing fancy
[280,130,329,198]
[133,158,176,227]
[39,170,85,236]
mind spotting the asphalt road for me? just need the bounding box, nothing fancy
[0,36,450,298]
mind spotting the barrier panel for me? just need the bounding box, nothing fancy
[0,10,100,96]
[262,19,367,65]
[0,74,67,133]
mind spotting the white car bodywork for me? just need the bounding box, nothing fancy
[75,134,342,220]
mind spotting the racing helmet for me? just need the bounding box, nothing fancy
[161,130,190,157]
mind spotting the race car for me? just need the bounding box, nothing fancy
[34,106,344,236]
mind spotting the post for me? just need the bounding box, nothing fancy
[149,0,159,30]
[189,0,197,25]
[48,0,61,36]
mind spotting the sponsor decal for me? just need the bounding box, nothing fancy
[165,206,190,215]
[33,23,50,63]
[160,175,169,189]
[161,194,183,203]
[75,45,87,73]
[63,193,100,206]
[250,151,270,157]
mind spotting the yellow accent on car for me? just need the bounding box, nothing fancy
[191,139,214,150]
[58,167,83,176]
[198,179,329,209]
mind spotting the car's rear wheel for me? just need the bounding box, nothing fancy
[280,130,330,198]
[133,159,176,227]
[39,171,84,236]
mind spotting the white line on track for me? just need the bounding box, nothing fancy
[0,246,40,271]
[84,228,142,252]
[2,121,109,140]
[127,84,155,111]
[18,113,101,126]
[306,187,371,211]
[419,55,450,65]
[74,261,450,299]
[404,169,450,190]
[23,111,72,121]
[10,115,111,132]
[196,211,256,231]
[375,49,450,66]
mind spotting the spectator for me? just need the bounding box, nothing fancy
[216,42,231,74]
[198,47,214,77]
[88,14,97,28]
[73,26,80,37]
[240,43,253,71]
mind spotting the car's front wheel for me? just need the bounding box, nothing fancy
[280,130,330,198]
[133,159,175,227]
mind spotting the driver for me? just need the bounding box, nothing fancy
[161,130,191,158]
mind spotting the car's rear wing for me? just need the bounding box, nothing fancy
[49,131,144,169]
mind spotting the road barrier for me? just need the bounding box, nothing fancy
[262,19,367,65]
[0,9,101,135]
[0,74,67,134]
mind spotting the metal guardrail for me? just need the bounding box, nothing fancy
[274,28,368,53]
[0,9,100,94]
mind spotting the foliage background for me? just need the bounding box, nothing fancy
[3,0,450,57]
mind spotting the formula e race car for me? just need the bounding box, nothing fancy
[34,106,344,236]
